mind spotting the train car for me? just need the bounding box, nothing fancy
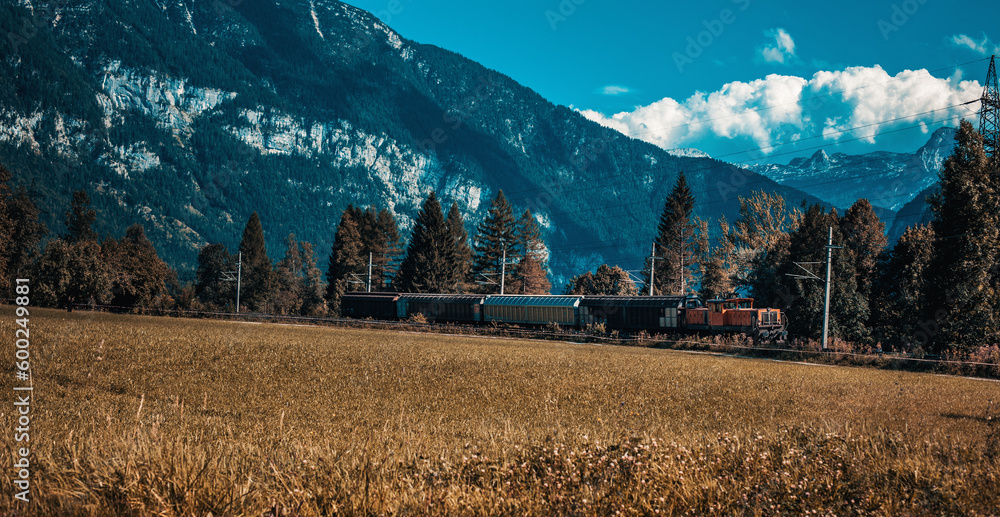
[579,295,690,332]
[684,297,786,339]
[397,293,486,323]
[483,295,581,327]
[340,292,401,320]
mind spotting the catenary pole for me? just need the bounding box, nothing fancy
[236,251,242,313]
[500,248,506,295]
[821,227,833,350]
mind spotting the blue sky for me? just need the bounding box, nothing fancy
[343,0,1000,163]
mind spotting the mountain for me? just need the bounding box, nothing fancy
[746,127,955,213]
[0,0,822,287]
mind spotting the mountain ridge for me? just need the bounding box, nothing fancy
[1,0,824,286]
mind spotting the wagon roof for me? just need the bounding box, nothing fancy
[484,295,582,307]
[342,292,400,299]
[400,293,487,303]
[580,295,687,308]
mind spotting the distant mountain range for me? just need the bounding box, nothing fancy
[0,0,941,288]
[745,127,953,241]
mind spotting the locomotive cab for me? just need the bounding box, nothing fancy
[684,296,787,340]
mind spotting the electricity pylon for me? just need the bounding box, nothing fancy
[980,55,1000,158]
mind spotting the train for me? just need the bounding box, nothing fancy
[341,292,788,340]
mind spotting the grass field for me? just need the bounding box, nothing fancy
[1,308,999,515]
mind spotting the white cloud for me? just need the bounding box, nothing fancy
[598,85,631,96]
[758,28,796,64]
[949,33,1000,56]
[579,65,981,157]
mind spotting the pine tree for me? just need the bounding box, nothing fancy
[780,205,867,343]
[195,243,237,309]
[925,119,1000,353]
[445,202,472,292]
[471,190,517,293]
[872,224,934,351]
[511,209,551,294]
[65,190,97,243]
[840,199,887,299]
[326,207,365,315]
[394,192,452,293]
[372,208,403,290]
[238,212,277,312]
[0,166,13,290]
[34,191,108,310]
[274,233,305,315]
[300,240,327,316]
[4,186,46,283]
[644,172,699,295]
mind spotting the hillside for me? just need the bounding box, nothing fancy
[0,0,822,285]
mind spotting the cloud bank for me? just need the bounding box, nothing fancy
[578,65,981,159]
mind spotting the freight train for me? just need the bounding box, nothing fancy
[341,292,787,339]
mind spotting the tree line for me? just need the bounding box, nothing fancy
[572,120,994,357]
[0,174,551,317]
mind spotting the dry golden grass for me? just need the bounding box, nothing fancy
[1,307,998,515]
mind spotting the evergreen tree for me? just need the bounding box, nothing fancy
[0,167,44,291]
[195,243,237,309]
[840,199,887,298]
[238,212,277,312]
[326,207,365,315]
[65,190,97,243]
[470,190,517,293]
[371,208,403,290]
[445,202,472,292]
[347,206,403,291]
[925,119,1000,353]
[102,224,176,309]
[643,172,699,295]
[5,186,46,283]
[300,240,327,316]
[394,192,453,293]
[780,205,867,343]
[872,224,934,351]
[511,209,551,294]
[34,190,108,310]
[0,166,12,290]
[273,233,305,315]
